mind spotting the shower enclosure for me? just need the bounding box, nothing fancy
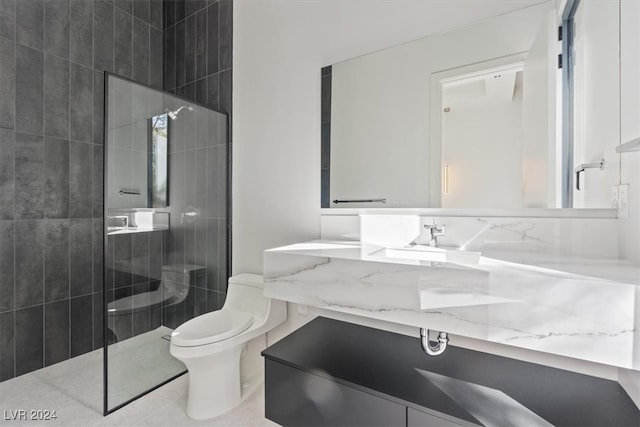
[103,74,228,414]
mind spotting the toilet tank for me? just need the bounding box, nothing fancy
[224,274,270,319]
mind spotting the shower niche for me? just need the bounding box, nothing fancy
[103,74,228,413]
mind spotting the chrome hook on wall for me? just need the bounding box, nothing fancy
[420,328,449,356]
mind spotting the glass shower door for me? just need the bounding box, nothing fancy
[103,74,228,413]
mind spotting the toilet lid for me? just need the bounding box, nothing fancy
[171,309,254,347]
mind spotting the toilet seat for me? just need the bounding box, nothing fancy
[171,309,254,347]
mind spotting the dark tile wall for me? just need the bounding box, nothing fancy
[0,0,163,382]
[163,105,229,324]
[163,0,232,116]
[162,0,232,310]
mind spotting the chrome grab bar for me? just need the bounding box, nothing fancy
[573,159,604,191]
[332,198,387,204]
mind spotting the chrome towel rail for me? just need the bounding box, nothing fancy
[332,198,387,204]
[573,159,604,191]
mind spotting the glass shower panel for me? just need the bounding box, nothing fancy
[104,74,228,413]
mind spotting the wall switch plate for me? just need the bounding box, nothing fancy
[611,186,620,209]
[618,184,629,218]
[297,304,308,315]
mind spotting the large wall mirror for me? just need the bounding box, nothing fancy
[321,0,624,209]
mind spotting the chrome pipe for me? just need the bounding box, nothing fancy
[420,328,449,357]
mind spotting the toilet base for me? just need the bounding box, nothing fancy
[184,346,243,420]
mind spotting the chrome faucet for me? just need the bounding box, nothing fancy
[424,224,445,247]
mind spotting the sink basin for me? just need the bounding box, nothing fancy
[383,245,481,264]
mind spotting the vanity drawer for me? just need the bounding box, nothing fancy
[265,359,406,427]
[407,407,474,427]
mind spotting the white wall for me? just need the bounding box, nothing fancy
[233,0,548,274]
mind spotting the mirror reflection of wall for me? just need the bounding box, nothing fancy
[107,79,169,210]
[440,64,526,209]
[324,0,621,210]
[619,0,640,264]
[569,0,620,208]
[328,1,557,209]
[150,114,169,207]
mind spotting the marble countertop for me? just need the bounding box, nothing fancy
[266,240,639,284]
[264,240,640,370]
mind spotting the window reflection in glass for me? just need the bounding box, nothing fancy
[149,113,169,208]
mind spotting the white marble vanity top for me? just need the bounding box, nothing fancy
[264,240,640,370]
[266,240,639,284]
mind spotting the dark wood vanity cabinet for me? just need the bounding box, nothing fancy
[262,317,640,427]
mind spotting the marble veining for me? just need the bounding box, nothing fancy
[264,237,640,370]
[356,214,620,259]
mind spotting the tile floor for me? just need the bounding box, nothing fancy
[0,332,277,426]
[107,327,185,407]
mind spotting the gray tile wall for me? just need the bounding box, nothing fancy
[163,0,231,115]
[162,0,231,312]
[0,0,163,382]
[163,108,228,326]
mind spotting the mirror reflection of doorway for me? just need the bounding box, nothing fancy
[429,3,558,209]
[440,63,525,209]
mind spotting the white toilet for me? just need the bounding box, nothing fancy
[169,273,286,420]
